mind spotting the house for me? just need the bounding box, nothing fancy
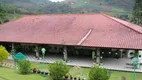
[0,13,142,66]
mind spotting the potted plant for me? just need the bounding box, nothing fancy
[95,62,99,66]
[74,77,77,80]
[70,75,73,79]
[33,68,37,73]
[65,75,69,79]
[45,72,48,75]
[100,61,103,66]
[40,71,44,74]
[37,69,41,74]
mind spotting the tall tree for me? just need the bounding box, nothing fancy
[132,0,142,26]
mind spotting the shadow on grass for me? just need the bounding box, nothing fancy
[0,76,9,80]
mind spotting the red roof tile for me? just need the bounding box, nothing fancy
[0,14,142,49]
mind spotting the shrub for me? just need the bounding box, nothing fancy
[0,45,9,66]
[18,60,31,74]
[49,60,69,80]
[3,19,9,23]
[89,66,110,80]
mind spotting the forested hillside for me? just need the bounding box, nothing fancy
[0,0,134,12]
[66,0,134,10]
[0,0,135,23]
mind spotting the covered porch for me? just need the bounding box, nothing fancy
[8,54,142,72]
[2,42,142,72]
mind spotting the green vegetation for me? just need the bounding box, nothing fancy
[0,61,142,80]
[0,3,27,24]
[69,0,133,20]
[0,46,9,65]
[132,0,142,25]
[89,66,110,80]
[0,4,8,23]
[0,0,136,22]
[18,60,31,74]
[0,67,48,80]
[49,60,69,80]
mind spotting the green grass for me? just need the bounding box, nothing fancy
[0,67,49,80]
[31,62,49,69]
[110,71,142,80]
[0,62,142,80]
[69,67,89,79]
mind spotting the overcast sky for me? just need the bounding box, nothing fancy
[49,0,65,2]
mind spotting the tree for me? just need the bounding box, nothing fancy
[118,14,130,21]
[0,45,9,65]
[89,66,110,80]
[132,0,142,26]
[18,60,31,74]
[49,60,69,80]
[0,3,9,24]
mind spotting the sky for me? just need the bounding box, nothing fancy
[49,0,65,2]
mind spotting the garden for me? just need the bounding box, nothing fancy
[0,61,142,80]
[0,45,142,80]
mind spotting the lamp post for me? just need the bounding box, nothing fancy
[41,48,46,77]
[11,43,16,69]
[12,56,17,69]
[41,48,46,60]
[132,57,139,80]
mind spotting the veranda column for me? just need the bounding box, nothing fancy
[35,45,39,59]
[96,48,100,64]
[11,43,15,55]
[120,49,123,58]
[63,46,68,62]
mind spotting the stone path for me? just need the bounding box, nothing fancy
[102,58,142,72]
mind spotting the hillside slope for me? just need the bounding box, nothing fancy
[66,0,134,11]
[0,0,134,11]
[0,0,134,21]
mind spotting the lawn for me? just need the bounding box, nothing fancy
[0,62,142,80]
[0,67,49,80]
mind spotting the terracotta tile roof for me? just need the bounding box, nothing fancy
[0,14,142,49]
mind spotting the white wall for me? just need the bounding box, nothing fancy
[127,50,135,58]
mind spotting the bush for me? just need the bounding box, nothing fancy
[89,66,110,80]
[3,19,9,23]
[49,60,69,80]
[0,45,9,65]
[18,60,31,74]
